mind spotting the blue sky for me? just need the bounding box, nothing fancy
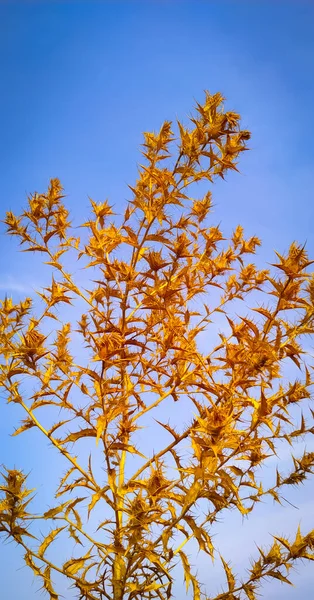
[1,2,314,599]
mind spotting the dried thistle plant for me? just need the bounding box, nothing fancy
[1,92,314,600]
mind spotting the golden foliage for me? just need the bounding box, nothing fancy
[1,91,314,600]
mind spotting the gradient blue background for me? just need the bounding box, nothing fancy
[1,2,314,599]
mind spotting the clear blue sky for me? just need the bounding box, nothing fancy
[1,2,314,599]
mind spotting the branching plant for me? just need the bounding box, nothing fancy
[1,92,314,600]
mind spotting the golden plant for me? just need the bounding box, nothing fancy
[1,92,314,600]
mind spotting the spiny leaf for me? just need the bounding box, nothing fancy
[220,555,236,591]
[38,527,65,558]
[87,491,102,516]
[12,419,36,436]
[68,525,83,546]
[268,570,293,585]
[42,566,59,600]
[43,502,69,519]
[63,550,92,576]
[179,550,192,593]
[63,429,96,444]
